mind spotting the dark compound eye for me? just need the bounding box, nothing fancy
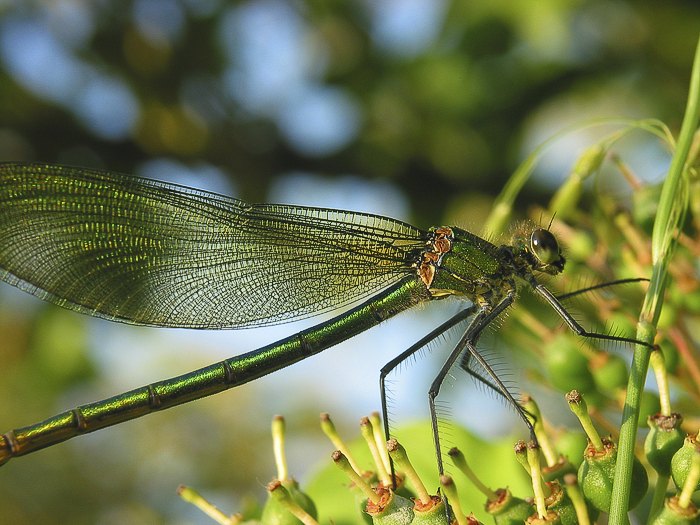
[530,229,560,265]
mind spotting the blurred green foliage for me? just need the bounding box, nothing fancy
[0,1,698,222]
[0,1,699,524]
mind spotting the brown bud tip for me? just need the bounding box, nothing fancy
[528,441,540,451]
[648,413,683,430]
[563,473,578,486]
[466,513,481,525]
[565,390,582,403]
[267,480,282,491]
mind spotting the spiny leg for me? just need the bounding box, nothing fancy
[427,294,517,477]
[453,279,650,434]
[555,277,648,301]
[449,279,654,445]
[534,283,654,349]
[457,342,537,437]
[379,306,479,442]
[451,279,650,426]
[378,305,478,484]
[448,277,650,441]
[458,355,539,428]
[450,278,649,409]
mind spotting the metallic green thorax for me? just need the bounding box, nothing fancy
[429,225,565,306]
[430,227,505,301]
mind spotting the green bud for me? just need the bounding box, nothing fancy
[549,178,583,221]
[549,144,606,218]
[386,439,432,507]
[650,496,700,524]
[578,437,648,512]
[262,479,318,525]
[176,485,235,525]
[486,488,533,525]
[263,480,318,525]
[412,496,449,525]
[524,510,561,524]
[544,481,577,525]
[671,435,700,491]
[562,473,599,524]
[542,456,577,483]
[440,475,471,525]
[366,488,414,525]
[566,390,603,452]
[645,414,685,476]
[572,144,606,179]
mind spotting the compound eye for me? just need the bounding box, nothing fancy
[530,229,559,265]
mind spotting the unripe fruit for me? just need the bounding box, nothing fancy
[645,413,684,476]
[578,438,648,512]
[671,435,700,491]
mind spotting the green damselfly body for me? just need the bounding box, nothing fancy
[0,163,647,473]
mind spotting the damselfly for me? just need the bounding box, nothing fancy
[0,163,646,472]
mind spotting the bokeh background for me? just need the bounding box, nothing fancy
[0,1,698,523]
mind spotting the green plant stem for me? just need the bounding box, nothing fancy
[370,412,391,474]
[448,448,498,500]
[440,476,468,525]
[678,451,700,508]
[177,485,235,525]
[650,350,672,416]
[608,34,700,525]
[566,390,604,451]
[564,475,591,525]
[360,417,391,486]
[268,481,319,525]
[331,450,381,504]
[648,474,670,521]
[272,415,289,481]
[527,443,547,519]
[387,439,432,505]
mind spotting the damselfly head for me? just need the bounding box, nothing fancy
[509,225,566,276]
[528,228,565,275]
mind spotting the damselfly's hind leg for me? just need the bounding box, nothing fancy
[458,352,538,430]
[535,283,654,349]
[426,293,534,478]
[379,307,479,442]
[378,306,478,484]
